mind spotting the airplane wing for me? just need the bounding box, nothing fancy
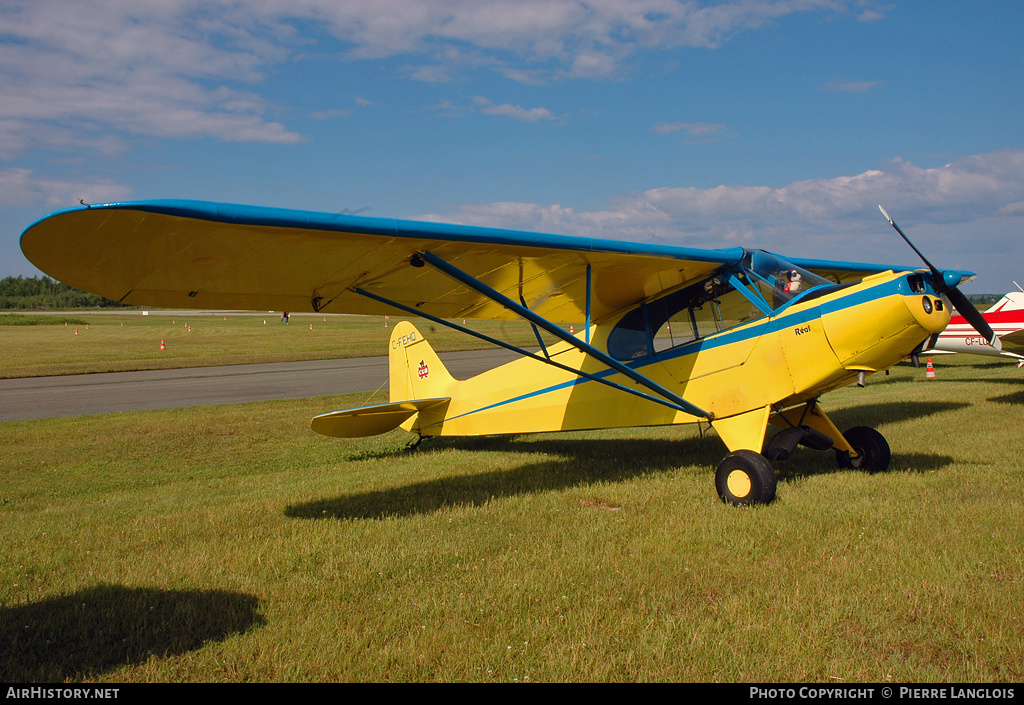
[998,328,1024,353]
[785,255,923,284]
[21,200,916,322]
[21,200,745,323]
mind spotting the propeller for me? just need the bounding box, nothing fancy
[879,206,1001,351]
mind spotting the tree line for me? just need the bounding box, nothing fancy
[0,275,127,310]
[0,273,1003,311]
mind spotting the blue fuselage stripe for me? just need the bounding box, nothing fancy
[444,276,911,422]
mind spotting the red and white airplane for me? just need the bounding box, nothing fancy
[926,285,1024,367]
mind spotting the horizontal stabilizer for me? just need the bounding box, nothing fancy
[310,398,450,438]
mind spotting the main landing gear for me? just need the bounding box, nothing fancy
[715,450,777,506]
[714,412,892,506]
[834,426,891,474]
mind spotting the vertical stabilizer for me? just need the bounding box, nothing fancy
[986,291,1024,313]
[389,321,457,402]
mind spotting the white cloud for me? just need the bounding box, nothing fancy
[0,168,131,208]
[474,97,558,122]
[309,109,352,120]
[568,51,620,79]
[403,64,454,84]
[0,0,300,154]
[291,0,884,72]
[417,149,1024,273]
[500,67,550,85]
[651,121,730,144]
[0,0,876,154]
[997,201,1024,217]
[858,7,888,22]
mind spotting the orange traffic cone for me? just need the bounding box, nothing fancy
[925,358,936,380]
[160,339,166,351]
[569,324,574,334]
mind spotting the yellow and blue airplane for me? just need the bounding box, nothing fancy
[20,201,997,505]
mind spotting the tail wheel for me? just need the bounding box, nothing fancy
[715,450,777,506]
[836,426,891,473]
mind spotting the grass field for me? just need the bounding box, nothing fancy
[1,348,1022,683]
[0,311,547,378]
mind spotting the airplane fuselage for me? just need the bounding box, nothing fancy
[928,291,1024,363]
[393,269,951,454]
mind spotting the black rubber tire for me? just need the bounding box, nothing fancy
[715,450,777,506]
[835,426,891,473]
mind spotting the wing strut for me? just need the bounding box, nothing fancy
[585,264,592,344]
[415,250,714,420]
[521,293,550,359]
[355,286,702,415]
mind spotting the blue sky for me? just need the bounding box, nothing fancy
[2,0,1022,293]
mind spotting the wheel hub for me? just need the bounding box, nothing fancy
[726,469,752,498]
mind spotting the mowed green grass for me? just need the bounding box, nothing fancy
[0,312,546,378]
[1,353,1021,682]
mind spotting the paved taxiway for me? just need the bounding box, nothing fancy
[0,348,519,422]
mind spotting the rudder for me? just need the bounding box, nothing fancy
[987,291,1024,313]
[389,321,457,402]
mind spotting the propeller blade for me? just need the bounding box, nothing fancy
[945,285,1002,351]
[878,205,1001,351]
[879,206,941,277]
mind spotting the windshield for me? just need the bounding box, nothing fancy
[743,251,832,310]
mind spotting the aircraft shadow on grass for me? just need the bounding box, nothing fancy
[287,401,965,521]
[824,400,968,430]
[927,369,1024,404]
[0,584,264,682]
[991,389,1024,405]
[962,361,1021,371]
[844,358,1006,384]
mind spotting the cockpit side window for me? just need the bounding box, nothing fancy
[605,305,650,360]
[653,276,767,352]
[607,272,768,360]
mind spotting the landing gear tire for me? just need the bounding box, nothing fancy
[836,426,891,473]
[715,450,777,506]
